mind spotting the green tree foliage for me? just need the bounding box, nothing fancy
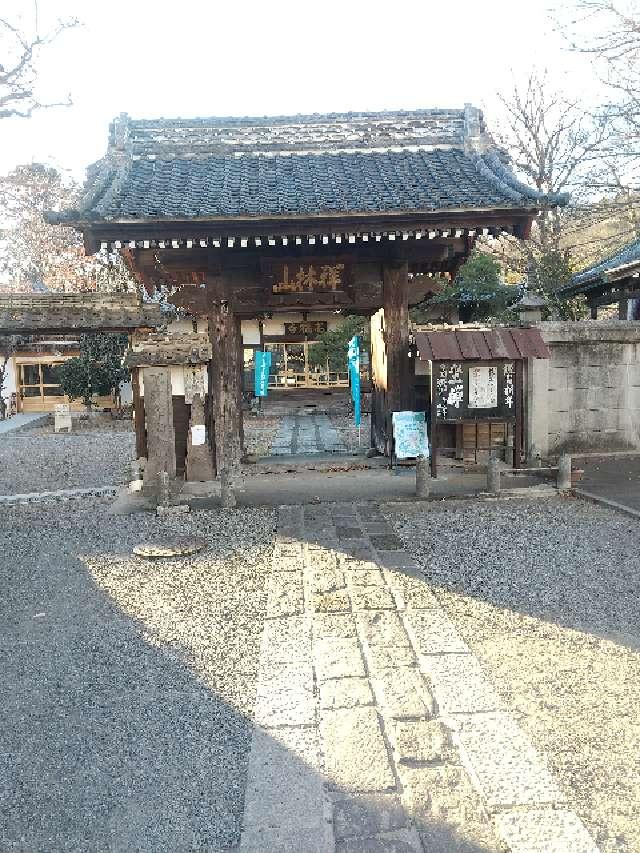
[55,333,129,410]
[308,315,370,371]
[430,253,519,322]
[528,250,588,320]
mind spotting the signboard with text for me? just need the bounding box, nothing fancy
[392,411,429,459]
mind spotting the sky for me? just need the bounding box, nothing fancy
[0,0,603,182]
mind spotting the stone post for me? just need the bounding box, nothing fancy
[557,453,572,491]
[186,393,215,482]
[220,470,237,508]
[415,455,431,499]
[142,366,176,498]
[526,355,550,463]
[487,457,501,495]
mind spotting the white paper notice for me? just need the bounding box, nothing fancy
[191,424,206,446]
[468,366,498,409]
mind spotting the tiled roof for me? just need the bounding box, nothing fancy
[562,237,640,295]
[0,293,163,334]
[56,107,568,225]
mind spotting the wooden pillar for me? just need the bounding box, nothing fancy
[382,259,411,455]
[207,268,243,486]
[619,298,629,320]
[236,316,245,457]
[590,304,598,320]
[142,366,176,495]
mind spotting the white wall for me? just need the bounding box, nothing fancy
[241,312,342,343]
[1,357,17,412]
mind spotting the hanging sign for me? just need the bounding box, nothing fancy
[254,350,272,397]
[347,335,361,427]
[392,411,429,459]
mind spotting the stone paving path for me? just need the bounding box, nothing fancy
[270,414,347,456]
[240,503,599,852]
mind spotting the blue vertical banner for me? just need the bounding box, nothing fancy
[347,335,361,427]
[254,350,272,397]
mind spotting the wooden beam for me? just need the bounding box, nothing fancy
[82,208,536,249]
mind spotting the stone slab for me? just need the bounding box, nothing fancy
[418,654,504,715]
[391,720,454,765]
[260,615,312,664]
[321,708,396,793]
[265,571,305,618]
[348,568,387,587]
[314,614,358,640]
[385,576,439,610]
[309,567,345,593]
[404,610,470,655]
[242,726,325,837]
[399,765,497,847]
[272,555,305,572]
[337,525,365,538]
[372,667,436,719]
[313,589,352,613]
[240,827,332,853]
[320,677,375,710]
[254,661,315,727]
[494,808,599,853]
[357,611,412,648]
[315,637,366,681]
[340,541,377,560]
[351,586,397,611]
[360,522,394,535]
[336,828,422,852]
[457,712,563,808]
[374,551,420,570]
[366,645,417,672]
[370,534,405,551]
[332,794,408,840]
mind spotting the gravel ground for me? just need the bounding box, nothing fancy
[329,412,371,453]
[0,429,134,494]
[0,501,275,852]
[391,496,640,853]
[243,415,281,457]
[28,413,135,435]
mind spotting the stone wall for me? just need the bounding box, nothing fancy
[528,321,640,457]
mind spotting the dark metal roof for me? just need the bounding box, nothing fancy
[53,107,568,226]
[415,327,550,361]
[561,237,640,296]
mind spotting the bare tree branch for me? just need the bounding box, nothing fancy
[0,4,78,120]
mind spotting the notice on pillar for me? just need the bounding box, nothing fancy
[468,366,498,409]
[191,424,206,446]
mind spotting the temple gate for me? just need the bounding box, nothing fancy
[51,107,565,502]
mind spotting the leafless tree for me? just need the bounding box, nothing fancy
[0,163,136,293]
[0,2,78,120]
[490,70,616,306]
[559,2,640,193]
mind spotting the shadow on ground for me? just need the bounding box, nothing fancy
[1,501,494,852]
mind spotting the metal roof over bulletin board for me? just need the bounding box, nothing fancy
[413,327,550,476]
